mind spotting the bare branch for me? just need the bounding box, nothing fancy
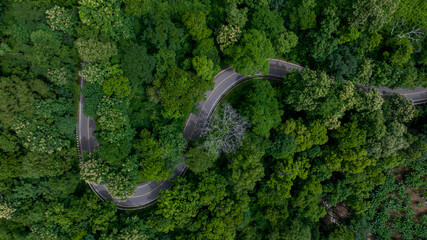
[201,103,250,155]
[391,18,405,36]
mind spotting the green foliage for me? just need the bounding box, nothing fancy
[283,69,357,129]
[310,6,340,62]
[225,29,274,76]
[386,37,414,66]
[182,11,212,42]
[332,121,366,149]
[290,176,326,221]
[279,220,312,240]
[328,226,353,240]
[283,0,317,30]
[193,38,220,66]
[0,76,36,127]
[268,155,311,198]
[328,46,358,80]
[134,129,171,182]
[382,93,415,123]
[81,82,104,116]
[123,0,154,16]
[283,69,331,111]
[227,139,265,192]
[102,75,131,98]
[75,38,118,63]
[3,1,46,42]
[226,3,248,28]
[95,96,135,165]
[240,80,283,138]
[277,118,328,152]
[1,0,426,239]
[347,0,399,31]
[29,29,75,76]
[101,215,159,239]
[78,0,133,40]
[250,7,285,38]
[152,67,213,119]
[105,165,138,200]
[121,43,156,85]
[142,3,186,51]
[192,55,218,81]
[46,5,76,34]
[13,98,74,155]
[156,124,187,168]
[269,134,297,159]
[19,191,117,239]
[153,47,176,81]
[134,125,186,182]
[151,172,245,239]
[393,0,427,29]
[275,31,299,56]
[184,147,217,174]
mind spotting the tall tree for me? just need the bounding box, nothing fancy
[75,38,118,63]
[151,67,213,119]
[225,29,274,76]
[227,139,265,192]
[240,80,283,138]
[78,0,133,40]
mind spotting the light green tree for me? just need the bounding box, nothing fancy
[182,11,212,42]
[275,31,299,55]
[75,38,117,63]
[268,155,311,198]
[153,67,212,119]
[227,139,265,192]
[135,129,171,182]
[225,29,274,76]
[192,55,218,81]
[184,147,217,174]
[102,75,131,98]
[78,0,133,40]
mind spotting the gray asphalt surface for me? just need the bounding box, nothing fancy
[79,59,427,210]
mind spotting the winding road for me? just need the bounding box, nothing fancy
[78,59,427,210]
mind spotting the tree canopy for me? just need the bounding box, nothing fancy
[1,0,426,239]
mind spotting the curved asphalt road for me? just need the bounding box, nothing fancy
[78,76,186,210]
[78,59,427,210]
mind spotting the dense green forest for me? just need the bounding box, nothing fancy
[0,0,426,239]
